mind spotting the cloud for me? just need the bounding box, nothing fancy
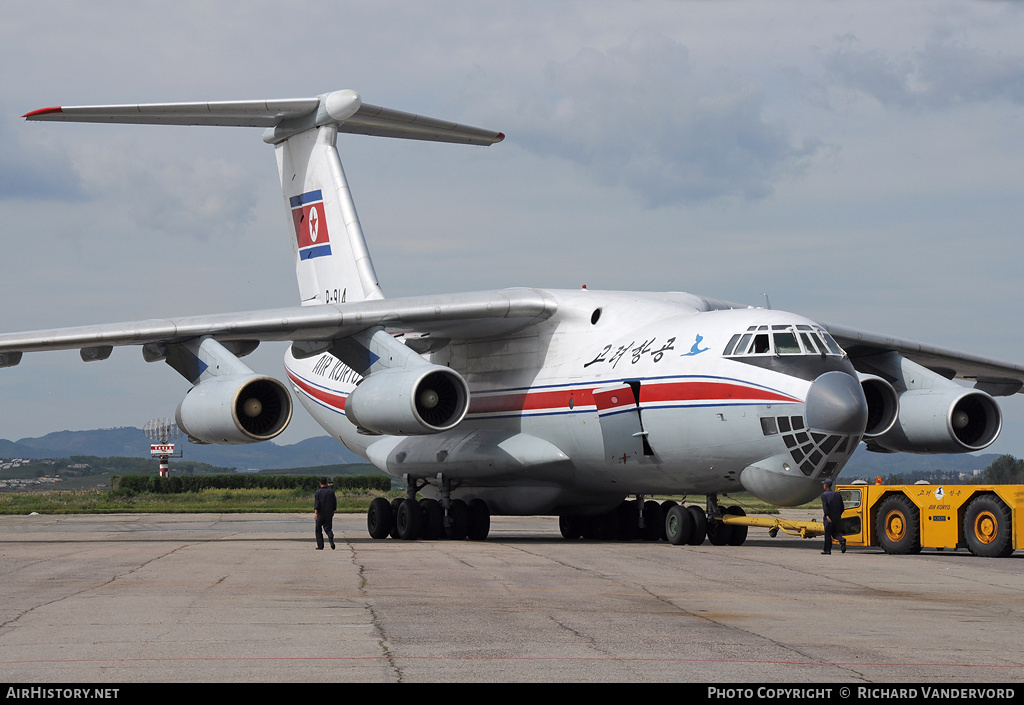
[0,112,84,202]
[64,136,262,241]
[0,111,258,241]
[825,34,1024,110]
[505,32,821,207]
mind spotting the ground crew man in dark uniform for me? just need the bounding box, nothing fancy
[314,476,337,550]
[820,478,846,555]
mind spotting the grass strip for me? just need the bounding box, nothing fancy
[0,488,406,515]
[0,489,805,515]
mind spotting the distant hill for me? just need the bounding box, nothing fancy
[841,446,997,481]
[0,426,1004,477]
[0,427,363,471]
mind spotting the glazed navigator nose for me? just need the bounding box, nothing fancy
[805,371,868,435]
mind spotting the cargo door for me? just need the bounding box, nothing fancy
[594,382,652,463]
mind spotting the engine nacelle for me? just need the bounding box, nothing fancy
[870,388,1002,454]
[346,366,469,435]
[859,374,899,439]
[176,374,292,444]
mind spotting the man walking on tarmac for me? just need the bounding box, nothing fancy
[820,478,846,555]
[314,476,337,550]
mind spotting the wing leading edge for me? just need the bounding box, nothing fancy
[0,289,557,368]
[824,322,1024,397]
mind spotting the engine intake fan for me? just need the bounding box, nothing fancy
[177,374,293,444]
[870,388,1002,454]
[346,365,469,435]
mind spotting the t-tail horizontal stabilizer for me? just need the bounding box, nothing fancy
[23,89,506,146]
[25,90,504,308]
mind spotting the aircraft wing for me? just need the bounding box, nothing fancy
[823,322,1024,397]
[23,92,505,146]
[0,288,556,367]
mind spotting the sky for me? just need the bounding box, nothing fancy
[1,0,1023,459]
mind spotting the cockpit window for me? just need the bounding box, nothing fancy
[723,334,742,357]
[819,332,844,355]
[731,333,752,355]
[773,331,800,355]
[800,332,821,354]
[723,324,846,358]
[751,333,770,354]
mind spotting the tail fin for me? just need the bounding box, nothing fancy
[277,124,382,305]
[25,89,504,306]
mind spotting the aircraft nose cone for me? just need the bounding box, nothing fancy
[805,371,868,435]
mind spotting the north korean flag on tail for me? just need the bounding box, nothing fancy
[291,190,333,260]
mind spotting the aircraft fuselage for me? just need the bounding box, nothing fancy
[284,288,867,513]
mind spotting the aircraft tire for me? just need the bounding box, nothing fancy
[445,499,470,540]
[587,508,620,540]
[618,500,640,541]
[724,506,748,546]
[687,506,707,546]
[875,494,921,555]
[659,501,678,541]
[420,498,444,540]
[467,499,491,541]
[603,507,623,540]
[389,498,404,539]
[665,504,693,546]
[396,499,422,540]
[559,515,584,539]
[642,500,664,541]
[367,497,393,539]
[963,495,1014,557]
[579,516,598,540]
[707,517,735,546]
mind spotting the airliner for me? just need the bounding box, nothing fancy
[4,90,1022,544]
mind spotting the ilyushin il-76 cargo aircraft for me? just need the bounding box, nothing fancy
[6,90,1024,544]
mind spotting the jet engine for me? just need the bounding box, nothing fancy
[869,388,1002,454]
[346,366,469,435]
[176,374,293,444]
[854,352,1003,454]
[859,374,899,439]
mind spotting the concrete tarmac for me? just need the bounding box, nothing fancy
[1,510,1022,684]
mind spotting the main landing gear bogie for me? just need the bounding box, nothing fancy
[561,494,747,547]
[366,473,492,541]
[367,483,748,547]
[366,496,492,541]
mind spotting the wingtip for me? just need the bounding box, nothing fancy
[22,106,63,119]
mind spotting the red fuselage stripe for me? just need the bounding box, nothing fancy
[468,380,798,415]
[640,380,797,405]
[287,369,799,417]
[288,370,347,411]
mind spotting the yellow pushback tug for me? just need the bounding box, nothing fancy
[719,482,1022,557]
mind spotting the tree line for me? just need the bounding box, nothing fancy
[114,474,393,494]
[878,454,1024,486]
[980,454,1024,484]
